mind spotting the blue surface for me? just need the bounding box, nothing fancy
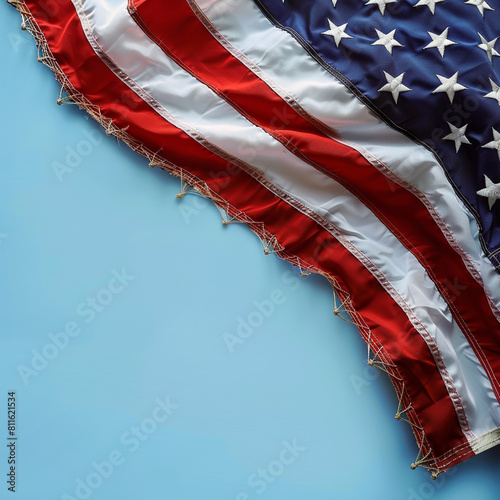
[1,3,500,499]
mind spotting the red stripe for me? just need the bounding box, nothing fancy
[23,0,473,469]
[128,0,500,402]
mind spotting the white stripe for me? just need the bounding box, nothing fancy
[194,0,500,315]
[74,0,500,437]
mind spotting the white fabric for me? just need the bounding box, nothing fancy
[72,0,500,439]
[195,0,500,315]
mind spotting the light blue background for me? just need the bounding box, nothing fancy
[1,3,499,499]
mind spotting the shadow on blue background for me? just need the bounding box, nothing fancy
[1,3,499,499]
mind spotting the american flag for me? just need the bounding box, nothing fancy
[8,0,500,476]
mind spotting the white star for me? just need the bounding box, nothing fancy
[332,0,338,6]
[477,175,500,209]
[414,0,446,14]
[443,123,471,152]
[432,72,467,103]
[378,71,411,103]
[478,33,499,63]
[465,0,494,16]
[321,19,353,47]
[485,79,500,105]
[372,29,404,54]
[365,0,398,15]
[482,128,500,161]
[424,28,456,58]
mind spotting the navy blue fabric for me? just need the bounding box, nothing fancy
[253,0,500,270]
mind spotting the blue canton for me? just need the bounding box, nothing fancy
[253,0,500,270]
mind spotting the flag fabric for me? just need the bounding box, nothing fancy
[8,0,500,476]
[253,0,500,270]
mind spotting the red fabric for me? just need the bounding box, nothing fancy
[129,0,500,404]
[23,0,475,469]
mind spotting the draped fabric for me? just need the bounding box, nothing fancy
[8,0,500,475]
[253,0,500,269]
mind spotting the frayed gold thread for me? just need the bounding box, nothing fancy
[10,0,447,478]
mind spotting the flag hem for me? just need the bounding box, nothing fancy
[8,0,497,477]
